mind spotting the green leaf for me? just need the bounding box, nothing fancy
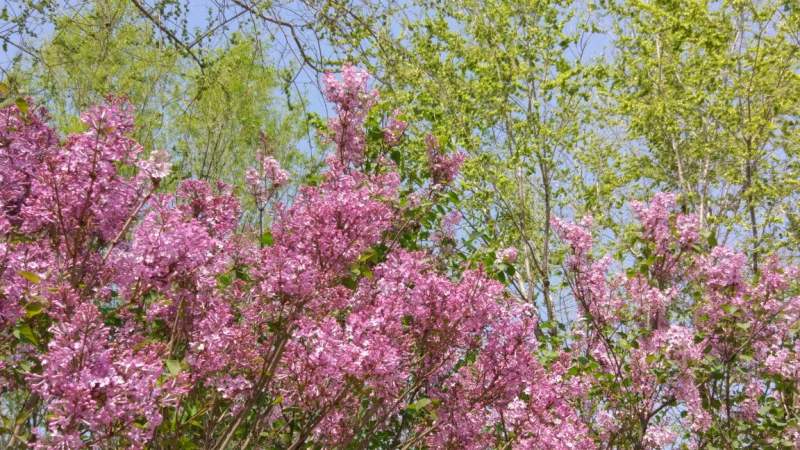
[14,324,38,345]
[25,302,44,318]
[707,229,717,248]
[407,398,432,411]
[166,359,182,375]
[18,271,41,284]
[15,97,28,114]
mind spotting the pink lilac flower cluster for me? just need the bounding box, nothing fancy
[0,68,595,449]
[551,215,623,322]
[554,193,800,448]
[551,215,594,263]
[138,148,171,180]
[382,108,407,146]
[245,151,289,206]
[631,192,677,255]
[497,246,518,263]
[322,64,378,165]
[425,133,466,185]
[676,212,700,246]
[437,209,462,242]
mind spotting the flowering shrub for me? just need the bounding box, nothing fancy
[0,67,590,449]
[556,193,800,448]
[1,66,798,449]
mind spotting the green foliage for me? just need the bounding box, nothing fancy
[604,0,800,268]
[6,0,302,193]
[171,35,298,185]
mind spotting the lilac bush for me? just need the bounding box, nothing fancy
[1,66,799,449]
